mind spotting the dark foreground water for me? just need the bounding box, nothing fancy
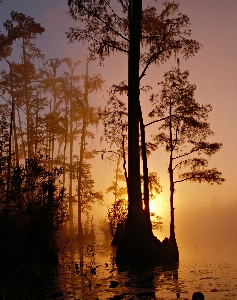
[0,239,237,299]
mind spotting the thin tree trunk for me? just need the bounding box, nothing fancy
[17,107,26,161]
[22,38,32,157]
[122,135,128,191]
[169,98,175,243]
[5,59,19,165]
[139,103,150,220]
[13,103,19,166]
[77,129,85,239]
[62,103,68,188]
[51,63,58,168]
[169,157,175,243]
[47,100,52,170]
[77,60,89,240]
[114,156,120,202]
[168,99,179,261]
[34,96,39,154]
[6,100,14,216]
[169,155,179,261]
[69,107,74,233]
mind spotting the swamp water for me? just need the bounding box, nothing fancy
[0,239,237,300]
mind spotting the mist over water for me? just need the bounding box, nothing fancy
[36,240,237,299]
[176,201,237,252]
[1,231,237,299]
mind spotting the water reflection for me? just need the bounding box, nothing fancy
[1,240,237,299]
[114,263,181,299]
[57,240,184,299]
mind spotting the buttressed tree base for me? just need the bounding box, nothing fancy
[115,210,179,265]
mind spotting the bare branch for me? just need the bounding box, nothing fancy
[68,29,128,54]
[145,115,176,127]
[77,2,129,42]
[118,0,129,12]
[104,0,128,26]
[173,148,197,160]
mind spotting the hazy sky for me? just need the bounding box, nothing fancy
[1,0,237,246]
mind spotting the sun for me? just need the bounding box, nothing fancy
[149,192,169,218]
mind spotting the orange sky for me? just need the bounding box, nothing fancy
[1,0,237,245]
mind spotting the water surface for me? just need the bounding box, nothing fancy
[1,239,237,299]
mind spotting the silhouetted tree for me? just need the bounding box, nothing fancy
[75,59,103,239]
[0,11,45,59]
[41,58,69,169]
[149,68,225,251]
[0,12,45,161]
[75,161,103,229]
[8,13,44,157]
[1,61,26,160]
[67,0,201,264]
[61,58,82,232]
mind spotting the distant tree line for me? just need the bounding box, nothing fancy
[0,11,105,267]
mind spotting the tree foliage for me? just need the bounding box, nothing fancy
[149,68,225,185]
[0,11,44,59]
[67,1,201,73]
[149,68,225,243]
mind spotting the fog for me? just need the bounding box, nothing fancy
[175,201,237,254]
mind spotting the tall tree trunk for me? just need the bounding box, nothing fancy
[169,157,175,243]
[6,100,14,217]
[69,106,74,233]
[77,128,85,240]
[62,103,68,188]
[168,99,179,261]
[34,96,39,154]
[116,0,155,265]
[12,103,19,166]
[17,107,26,161]
[77,60,89,240]
[22,38,32,157]
[47,100,52,170]
[127,0,142,215]
[5,59,19,165]
[51,77,57,168]
[139,103,150,221]
[116,0,178,265]
[114,156,120,202]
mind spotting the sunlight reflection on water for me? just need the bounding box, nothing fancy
[56,240,237,300]
[1,240,237,299]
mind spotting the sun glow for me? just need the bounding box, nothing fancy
[149,192,169,220]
